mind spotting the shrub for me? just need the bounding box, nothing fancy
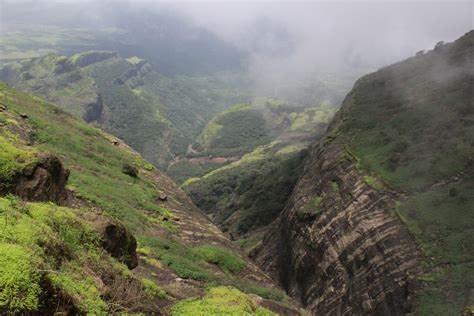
[141,278,167,299]
[122,163,139,177]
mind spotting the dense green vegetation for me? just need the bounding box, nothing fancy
[185,142,307,237]
[194,103,274,157]
[192,245,246,273]
[192,100,336,159]
[167,160,230,186]
[328,32,474,314]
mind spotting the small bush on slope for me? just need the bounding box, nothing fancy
[191,245,246,273]
[171,286,275,316]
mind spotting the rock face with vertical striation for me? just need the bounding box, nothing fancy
[253,30,474,315]
[253,142,420,315]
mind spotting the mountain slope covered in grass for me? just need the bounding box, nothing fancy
[0,83,301,314]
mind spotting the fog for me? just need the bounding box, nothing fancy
[1,0,472,101]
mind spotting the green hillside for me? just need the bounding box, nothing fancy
[0,83,298,314]
[0,52,246,168]
[329,32,474,314]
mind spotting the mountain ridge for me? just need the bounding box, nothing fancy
[253,30,474,315]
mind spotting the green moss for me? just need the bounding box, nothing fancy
[192,245,246,274]
[0,243,41,313]
[171,286,276,316]
[0,196,114,314]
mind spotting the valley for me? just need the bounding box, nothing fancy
[0,2,472,315]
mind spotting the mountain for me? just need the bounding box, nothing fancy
[252,31,474,315]
[0,52,246,169]
[0,83,303,314]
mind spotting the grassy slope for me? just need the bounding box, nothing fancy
[0,83,296,313]
[327,31,473,314]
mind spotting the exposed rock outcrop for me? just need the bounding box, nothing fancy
[14,155,70,204]
[80,212,139,269]
[253,141,420,315]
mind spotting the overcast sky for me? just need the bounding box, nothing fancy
[1,0,472,93]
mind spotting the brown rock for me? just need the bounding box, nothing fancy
[82,212,138,269]
[14,155,69,204]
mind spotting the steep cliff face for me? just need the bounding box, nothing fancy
[253,142,420,315]
[254,31,473,315]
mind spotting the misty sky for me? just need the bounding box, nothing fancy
[1,0,472,92]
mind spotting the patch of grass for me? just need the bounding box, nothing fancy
[192,245,246,274]
[363,175,384,191]
[171,286,276,316]
[138,236,209,281]
[299,196,322,215]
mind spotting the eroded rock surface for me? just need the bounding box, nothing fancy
[81,211,139,269]
[253,143,420,315]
